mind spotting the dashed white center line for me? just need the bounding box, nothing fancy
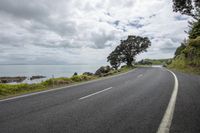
[79,87,113,100]
[137,74,143,78]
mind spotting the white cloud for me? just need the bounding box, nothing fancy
[0,0,190,64]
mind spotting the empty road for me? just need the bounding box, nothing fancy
[0,67,200,133]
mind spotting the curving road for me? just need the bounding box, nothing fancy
[0,67,200,133]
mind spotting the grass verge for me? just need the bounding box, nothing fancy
[0,66,135,99]
[167,65,200,75]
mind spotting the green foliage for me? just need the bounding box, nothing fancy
[41,77,73,87]
[118,65,135,72]
[169,36,200,74]
[188,19,200,39]
[183,37,200,66]
[172,0,200,16]
[169,54,187,69]
[175,40,187,56]
[71,75,94,82]
[188,36,200,47]
[169,3,200,74]
[168,53,200,74]
[107,50,121,70]
[107,35,151,67]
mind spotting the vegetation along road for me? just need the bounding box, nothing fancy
[0,66,200,133]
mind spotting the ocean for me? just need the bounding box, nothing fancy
[0,65,102,84]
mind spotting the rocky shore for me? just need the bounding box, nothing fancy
[0,75,46,83]
[0,77,27,83]
[30,75,46,80]
[0,65,118,84]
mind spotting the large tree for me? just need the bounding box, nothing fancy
[107,50,121,70]
[107,35,151,68]
[172,0,200,16]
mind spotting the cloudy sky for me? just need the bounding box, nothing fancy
[0,0,190,65]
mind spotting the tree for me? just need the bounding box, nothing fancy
[107,50,121,70]
[188,12,200,39]
[107,35,151,67]
[172,0,200,16]
[174,40,187,57]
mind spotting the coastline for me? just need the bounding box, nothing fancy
[0,66,135,100]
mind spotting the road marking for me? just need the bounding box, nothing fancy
[157,69,179,133]
[137,74,143,78]
[0,69,136,102]
[79,87,113,100]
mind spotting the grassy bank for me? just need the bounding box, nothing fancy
[168,36,200,75]
[0,66,134,99]
[168,54,200,75]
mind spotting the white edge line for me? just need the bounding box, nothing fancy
[0,69,136,102]
[79,87,113,100]
[156,69,179,133]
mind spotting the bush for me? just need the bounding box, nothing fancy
[188,36,200,47]
[41,77,73,87]
[95,66,112,76]
[71,75,94,82]
[189,19,200,39]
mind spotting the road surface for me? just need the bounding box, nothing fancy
[0,67,200,133]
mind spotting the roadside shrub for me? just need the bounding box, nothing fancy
[95,66,112,76]
[189,36,200,47]
[41,77,73,86]
[71,75,94,82]
[41,79,54,87]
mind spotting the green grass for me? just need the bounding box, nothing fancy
[0,83,46,97]
[0,66,135,99]
[168,36,200,75]
[168,54,200,75]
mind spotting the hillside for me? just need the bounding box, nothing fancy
[168,8,200,74]
[168,36,200,74]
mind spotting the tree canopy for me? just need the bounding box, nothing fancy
[188,16,200,39]
[172,0,200,16]
[174,40,187,57]
[107,35,151,69]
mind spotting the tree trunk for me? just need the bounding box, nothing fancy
[114,66,118,70]
[126,58,133,66]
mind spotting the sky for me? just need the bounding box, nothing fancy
[0,0,190,65]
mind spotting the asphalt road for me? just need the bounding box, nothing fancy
[0,67,200,133]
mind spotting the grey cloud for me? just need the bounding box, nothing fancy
[174,15,188,21]
[113,20,120,26]
[128,20,144,29]
[90,31,116,49]
[160,47,177,53]
[0,0,49,20]
[149,14,156,18]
